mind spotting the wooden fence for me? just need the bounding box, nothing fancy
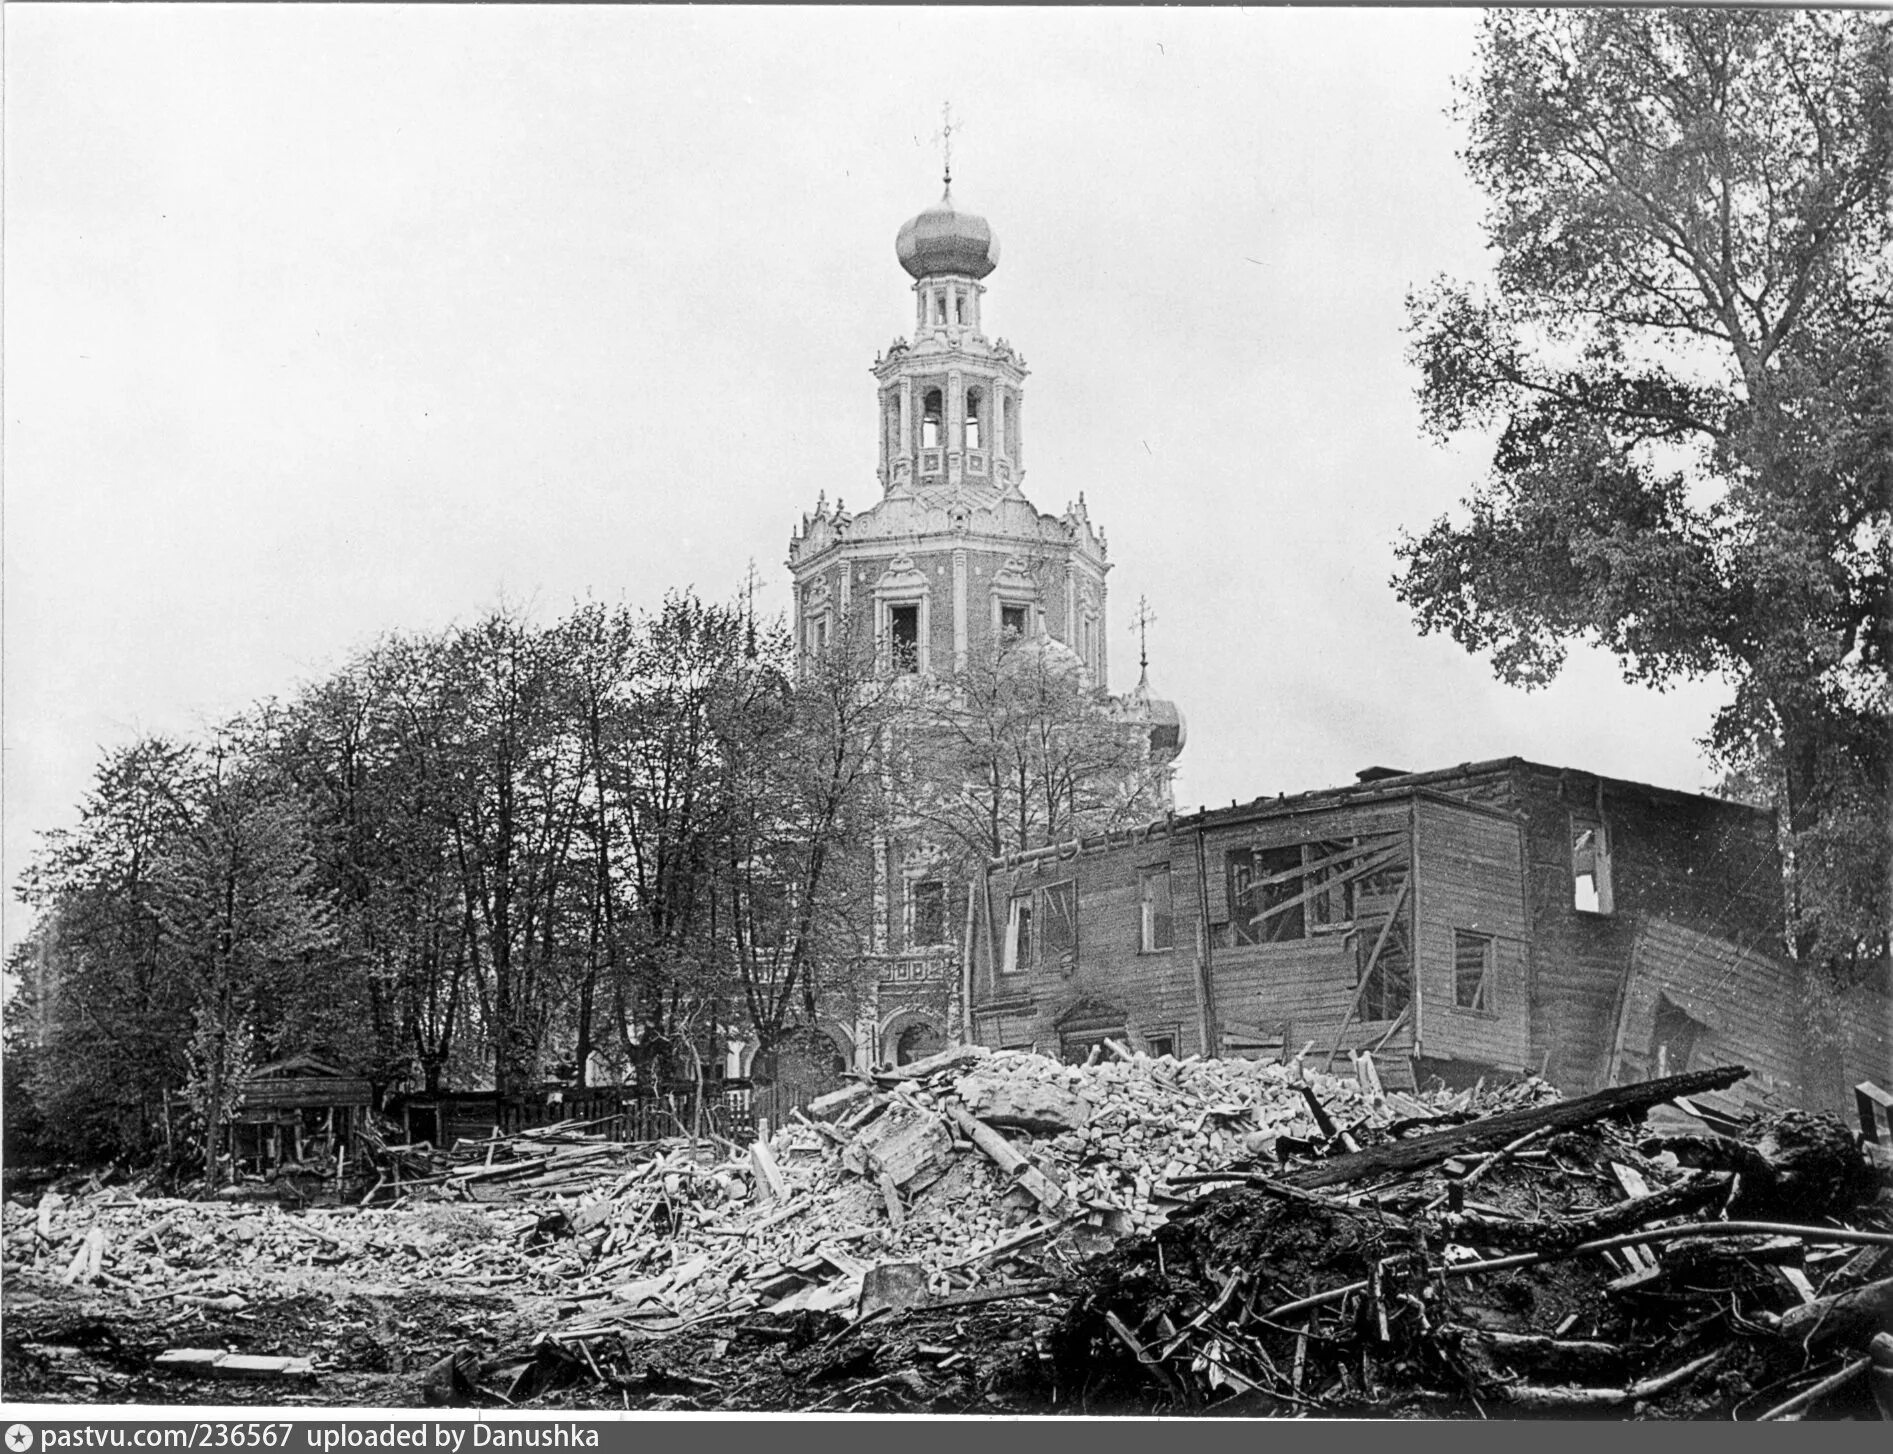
[409,1085,761,1149]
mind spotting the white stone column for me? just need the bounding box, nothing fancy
[992,387,1006,475]
[872,830,889,953]
[947,369,963,483]
[953,548,968,671]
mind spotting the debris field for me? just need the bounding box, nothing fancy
[5,1043,1891,1417]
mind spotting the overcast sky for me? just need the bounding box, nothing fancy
[3,6,1737,959]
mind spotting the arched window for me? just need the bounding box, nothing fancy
[964,388,982,450]
[921,389,943,449]
[933,290,947,325]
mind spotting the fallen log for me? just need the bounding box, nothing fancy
[1432,1174,1730,1250]
[1755,1356,1873,1421]
[1497,1349,1725,1411]
[1280,1066,1750,1190]
[1439,1325,1625,1383]
[1775,1275,1893,1348]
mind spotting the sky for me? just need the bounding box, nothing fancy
[2,6,1738,961]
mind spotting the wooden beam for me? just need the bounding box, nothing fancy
[1237,847,1403,932]
[1323,875,1410,1070]
[1279,1065,1751,1190]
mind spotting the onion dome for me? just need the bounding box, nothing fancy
[1127,671,1188,759]
[896,186,1000,279]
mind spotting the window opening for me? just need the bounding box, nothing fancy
[954,293,966,325]
[1140,866,1174,951]
[965,389,982,449]
[1041,880,1076,970]
[1649,995,1706,1078]
[1001,604,1027,638]
[1453,930,1494,1012]
[922,389,943,449]
[889,604,920,673]
[910,879,946,947]
[1571,814,1613,914]
[896,1022,943,1066]
[1306,838,1356,930]
[1230,845,1310,945]
[1002,895,1034,975]
[1146,1033,1177,1060]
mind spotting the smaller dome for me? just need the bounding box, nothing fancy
[1126,672,1187,759]
[896,187,1000,280]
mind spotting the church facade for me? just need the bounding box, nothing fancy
[780,176,1184,1077]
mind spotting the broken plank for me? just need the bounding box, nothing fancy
[945,1105,1068,1214]
[877,1172,905,1231]
[749,1137,789,1202]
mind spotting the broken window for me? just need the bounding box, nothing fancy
[1649,996,1706,1078]
[965,388,982,449]
[1146,1032,1177,1060]
[1002,895,1034,975]
[1305,838,1356,931]
[1453,930,1494,1012]
[1140,865,1174,951]
[1041,880,1077,970]
[922,388,943,448]
[1231,845,1307,944]
[888,604,920,673]
[1001,604,1027,638]
[1571,813,1613,914]
[909,879,946,947]
[1356,910,1412,1021]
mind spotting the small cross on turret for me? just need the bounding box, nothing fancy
[1131,595,1157,683]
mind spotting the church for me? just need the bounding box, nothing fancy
[778,170,1186,1081]
[758,170,1885,1117]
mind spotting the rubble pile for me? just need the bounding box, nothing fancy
[3,1045,1482,1346]
[1048,1078,1893,1418]
[6,1046,1890,1417]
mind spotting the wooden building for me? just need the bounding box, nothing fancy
[967,758,1888,1111]
[228,1053,374,1170]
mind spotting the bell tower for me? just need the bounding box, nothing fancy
[788,169,1113,686]
[876,173,1027,502]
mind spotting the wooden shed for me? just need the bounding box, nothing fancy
[230,1054,374,1171]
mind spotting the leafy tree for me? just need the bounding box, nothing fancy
[1398,9,1891,975]
[716,611,900,1079]
[905,629,1174,863]
[11,739,203,1159]
[150,756,336,1178]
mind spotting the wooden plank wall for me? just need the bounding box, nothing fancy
[1413,797,1531,1071]
[1501,765,1781,1093]
[1611,918,1803,1106]
[972,834,1204,1057]
[1198,802,1414,1062]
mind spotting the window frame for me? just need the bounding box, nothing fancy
[907,877,948,949]
[886,601,923,674]
[1040,879,1077,972]
[1570,812,1615,916]
[1140,864,1175,953]
[1452,929,1496,1014]
[1001,893,1034,976]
